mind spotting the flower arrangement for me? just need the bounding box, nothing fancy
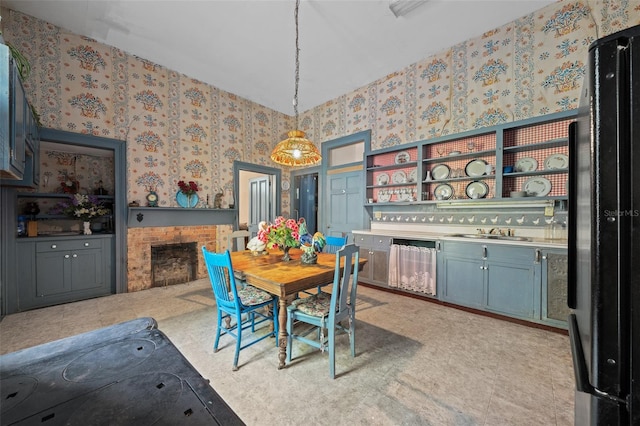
[51,193,110,222]
[178,180,199,196]
[257,216,301,250]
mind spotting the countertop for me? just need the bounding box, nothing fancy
[352,229,567,249]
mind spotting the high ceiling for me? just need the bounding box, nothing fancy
[3,0,555,115]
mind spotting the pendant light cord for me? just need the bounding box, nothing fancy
[293,0,300,129]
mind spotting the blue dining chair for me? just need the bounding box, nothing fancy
[286,244,360,378]
[201,247,278,371]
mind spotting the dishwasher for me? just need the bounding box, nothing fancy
[388,239,438,296]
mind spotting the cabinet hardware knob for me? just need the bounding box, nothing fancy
[51,244,57,249]
[72,254,78,258]
[84,242,89,247]
[64,254,70,259]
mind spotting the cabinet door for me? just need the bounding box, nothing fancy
[485,260,537,318]
[358,245,373,282]
[369,249,389,286]
[10,64,26,177]
[71,248,104,291]
[36,250,71,296]
[542,250,569,327]
[441,254,484,308]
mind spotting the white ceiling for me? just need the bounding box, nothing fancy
[3,0,555,115]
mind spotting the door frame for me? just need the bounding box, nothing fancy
[319,130,371,234]
[233,161,281,230]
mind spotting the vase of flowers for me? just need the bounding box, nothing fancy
[257,216,300,261]
[177,180,199,208]
[51,193,110,234]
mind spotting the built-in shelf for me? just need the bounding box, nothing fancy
[127,207,237,228]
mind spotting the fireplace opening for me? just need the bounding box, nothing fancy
[151,242,197,287]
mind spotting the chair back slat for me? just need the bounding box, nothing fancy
[202,248,240,310]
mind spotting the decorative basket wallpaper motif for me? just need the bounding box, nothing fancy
[4,0,640,208]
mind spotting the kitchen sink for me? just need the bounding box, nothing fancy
[446,234,531,242]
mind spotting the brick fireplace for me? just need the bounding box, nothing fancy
[127,225,217,292]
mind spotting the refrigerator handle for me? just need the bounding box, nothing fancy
[567,121,577,309]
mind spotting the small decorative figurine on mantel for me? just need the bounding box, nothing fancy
[213,189,224,209]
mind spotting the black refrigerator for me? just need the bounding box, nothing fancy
[567,24,640,425]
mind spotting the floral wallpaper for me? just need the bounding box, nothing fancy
[3,0,640,210]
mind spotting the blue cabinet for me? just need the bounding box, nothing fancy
[0,43,39,186]
[16,236,113,311]
[440,241,541,321]
[541,249,569,327]
[354,233,392,287]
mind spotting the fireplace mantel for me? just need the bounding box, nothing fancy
[127,207,237,228]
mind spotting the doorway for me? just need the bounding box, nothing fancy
[233,161,281,236]
[291,167,320,234]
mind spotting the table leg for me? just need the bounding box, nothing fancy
[277,297,288,369]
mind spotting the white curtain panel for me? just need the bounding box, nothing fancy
[388,244,436,295]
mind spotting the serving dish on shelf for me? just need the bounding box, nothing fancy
[515,157,538,172]
[376,173,390,186]
[544,153,568,169]
[431,164,450,180]
[408,169,417,183]
[448,150,462,156]
[465,181,489,199]
[465,159,487,177]
[394,151,411,164]
[433,183,454,200]
[377,190,391,202]
[391,170,407,184]
[523,177,552,197]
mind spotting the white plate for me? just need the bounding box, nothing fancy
[394,151,411,164]
[515,157,538,172]
[431,164,450,180]
[544,153,568,169]
[377,173,390,186]
[396,190,412,202]
[391,170,407,184]
[408,169,417,183]
[523,177,552,197]
[465,159,487,177]
[465,181,489,199]
[377,190,391,202]
[433,184,454,200]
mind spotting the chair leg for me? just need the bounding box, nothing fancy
[214,310,223,352]
[286,310,293,363]
[349,314,356,358]
[233,313,242,371]
[272,300,279,342]
[328,325,336,379]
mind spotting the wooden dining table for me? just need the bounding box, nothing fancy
[229,248,367,369]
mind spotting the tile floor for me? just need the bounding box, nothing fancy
[0,279,575,425]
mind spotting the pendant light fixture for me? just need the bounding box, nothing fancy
[270,0,321,167]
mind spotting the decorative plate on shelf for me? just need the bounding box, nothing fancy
[431,164,450,180]
[176,191,199,208]
[515,157,538,172]
[465,159,487,177]
[465,181,489,199]
[408,169,417,183]
[394,151,411,164]
[376,173,390,186]
[433,183,454,200]
[544,153,569,169]
[523,177,552,197]
[391,170,407,184]
[396,191,412,202]
[377,190,391,203]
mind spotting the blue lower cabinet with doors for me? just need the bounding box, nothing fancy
[353,233,393,288]
[15,235,113,311]
[439,241,542,322]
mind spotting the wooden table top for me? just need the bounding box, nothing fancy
[230,249,366,298]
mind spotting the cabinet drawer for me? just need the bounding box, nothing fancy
[371,235,393,250]
[36,239,103,253]
[354,234,373,247]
